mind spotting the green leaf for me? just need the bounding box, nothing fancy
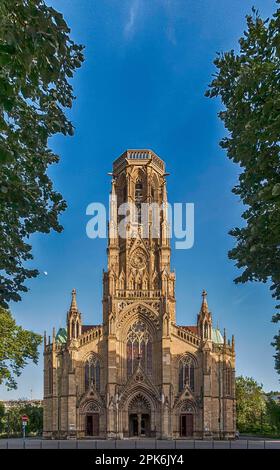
[0,0,84,309]
[206,0,280,375]
[272,183,280,197]
[0,147,13,164]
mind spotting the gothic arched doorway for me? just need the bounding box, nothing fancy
[82,401,101,437]
[128,394,151,437]
[86,413,99,436]
[179,402,195,438]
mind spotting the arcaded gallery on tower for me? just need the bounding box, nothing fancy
[43,150,236,440]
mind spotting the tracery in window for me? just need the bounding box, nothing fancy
[127,320,152,377]
[179,355,195,392]
[85,356,100,392]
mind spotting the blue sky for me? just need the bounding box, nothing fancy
[1,0,279,399]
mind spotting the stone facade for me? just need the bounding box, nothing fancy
[43,149,236,440]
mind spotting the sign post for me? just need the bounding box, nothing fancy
[21,415,29,440]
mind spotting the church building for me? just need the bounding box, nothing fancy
[43,149,236,439]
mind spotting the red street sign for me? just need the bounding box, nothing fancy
[22,415,29,423]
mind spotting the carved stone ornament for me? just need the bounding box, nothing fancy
[130,249,147,270]
[85,401,100,413]
[181,402,195,413]
[117,304,160,330]
[128,394,151,413]
[135,374,144,383]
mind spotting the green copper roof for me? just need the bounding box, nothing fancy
[212,328,223,344]
[56,327,67,344]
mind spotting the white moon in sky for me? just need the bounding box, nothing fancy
[43,271,48,276]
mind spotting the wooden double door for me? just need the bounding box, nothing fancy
[86,413,99,436]
[180,413,194,437]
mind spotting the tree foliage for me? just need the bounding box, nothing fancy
[0,307,42,389]
[0,403,43,436]
[206,2,280,373]
[0,402,5,433]
[236,376,280,435]
[236,376,267,432]
[266,395,280,434]
[0,0,84,307]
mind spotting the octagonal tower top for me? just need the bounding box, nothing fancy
[113,149,166,176]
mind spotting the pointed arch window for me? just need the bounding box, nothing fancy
[71,320,75,338]
[70,319,80,339]
[48,360,53,395]
[225,364,232,396]
[179,356,195,392]
[127,320,152,377]
[135,180,143,224]
[123,184,127,203]
[204,323,208,339]
[85,356,100,392]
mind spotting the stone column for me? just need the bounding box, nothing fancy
[137,413,141,437]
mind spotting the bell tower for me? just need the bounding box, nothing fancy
[103,149,176,322]
[103,149,176,438]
